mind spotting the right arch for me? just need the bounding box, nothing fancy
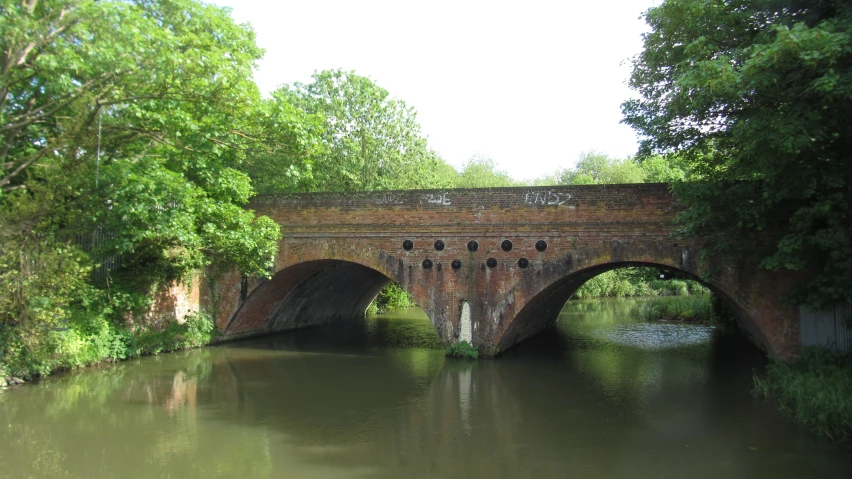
[496,261,765,355]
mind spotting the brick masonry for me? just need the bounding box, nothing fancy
[163,184,800,358]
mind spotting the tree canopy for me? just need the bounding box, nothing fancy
[556,151,646,185]
[548,151,687,186]
[1,0,284,282]
[452,155,518,188]
[623,0,852,306]
[1,0,287,373]
[270,69,450,192]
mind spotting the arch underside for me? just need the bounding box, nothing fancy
[497,261,764,354]
[224,260,395,338]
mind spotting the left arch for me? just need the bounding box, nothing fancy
[222,258,442,340]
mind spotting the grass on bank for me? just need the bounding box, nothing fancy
[634,294,716,323]
[753,348,852,443]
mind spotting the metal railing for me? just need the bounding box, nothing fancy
[800,303,851,354]
[74,227,121,283]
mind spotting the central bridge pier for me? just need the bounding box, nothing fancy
[199,184,800,358]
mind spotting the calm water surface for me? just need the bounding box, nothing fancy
[1,299,850,478]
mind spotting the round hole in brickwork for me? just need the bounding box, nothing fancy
[518,258,530,268]
[403,240,414,251]
[501,240,513,252]
[486,257,497,269]
[467,240,479,252]
[451,259,462,270]
[434,240,445,251]
[422,259,433,269]
[535,240,548,252]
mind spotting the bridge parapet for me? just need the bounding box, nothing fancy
[249,184,676,233]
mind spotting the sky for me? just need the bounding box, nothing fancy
[210,0,660,180]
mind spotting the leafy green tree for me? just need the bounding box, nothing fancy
[0,0,284,375]
[277,69,449,191]
[622,0,852,306]
[640,154,688,183]
[429,158,464,189]
[557,151,646,185]
[453,155,517,188]
[1,0,282,279]
[240,90,327,194]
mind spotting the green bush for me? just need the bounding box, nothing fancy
[134,312,215,355]
[446,340,479,359]
[368,283,414,314]
[1,312,131,378]
[753,348,852,443]
[0,308,215,379]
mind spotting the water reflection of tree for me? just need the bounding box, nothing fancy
[0,349,273,478]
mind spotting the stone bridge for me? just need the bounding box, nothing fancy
[193,184,799,358]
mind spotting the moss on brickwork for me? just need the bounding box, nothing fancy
[446,341,479,359]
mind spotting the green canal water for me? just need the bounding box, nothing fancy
[1,299,850,478]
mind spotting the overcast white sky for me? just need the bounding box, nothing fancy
[210,0,659,180]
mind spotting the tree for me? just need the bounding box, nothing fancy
[622,0,852,306]
[240,91,326,194]
[453,155,517,188]
[0,0,284,373]
[1,0,285,278]
[556,151,646,185]
[640,154,688,183]
[277,69,450,192]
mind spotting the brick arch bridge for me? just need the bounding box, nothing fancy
[203,184,800,358]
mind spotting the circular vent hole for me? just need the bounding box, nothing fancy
[486,258,497,269]
[434,240,445,251]
[422,259,433,269]
[501,240,513,252]
[451,259,462,270]
[403,240,414,251]
[467,240,479,252]
[518,258,530,268]
[535,240,548,252]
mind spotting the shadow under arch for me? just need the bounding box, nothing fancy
[223,259,427,338]
[499,261,763,354]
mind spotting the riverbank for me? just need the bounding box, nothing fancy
[753,348,852,443]
[634,294,716,323]
[0,313,215,381]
